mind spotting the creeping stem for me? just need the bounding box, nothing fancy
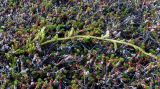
[41,35,159,60]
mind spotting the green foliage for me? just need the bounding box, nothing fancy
[72,20,84,29]
[56,24,65,30]
[47,24,57,30]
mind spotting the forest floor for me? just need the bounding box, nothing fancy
[0,0,160,88]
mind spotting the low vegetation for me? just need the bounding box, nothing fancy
[0,0,160,88]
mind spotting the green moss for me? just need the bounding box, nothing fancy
[56,24,65,30]
[96,55,101,61]
[47,25,57,30]
[0,28,3,32]
[72,21,84,29]
[149,49,156,54]
[83,37,92,43]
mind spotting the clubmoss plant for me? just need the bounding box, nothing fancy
[41,34,159,60]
